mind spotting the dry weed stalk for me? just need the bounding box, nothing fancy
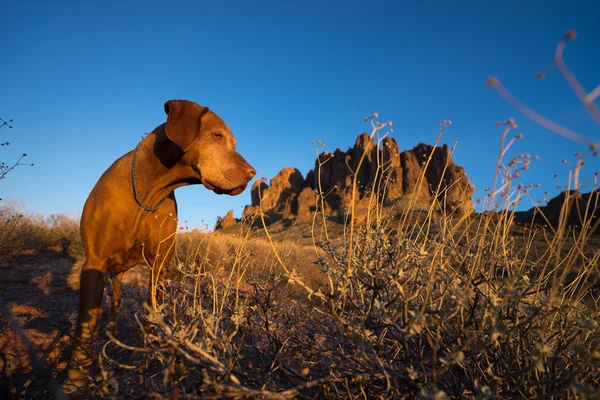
[487,30,599,147]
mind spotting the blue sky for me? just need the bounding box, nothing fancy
[1,0,599,229]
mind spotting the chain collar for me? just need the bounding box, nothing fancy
[131,140,169,212]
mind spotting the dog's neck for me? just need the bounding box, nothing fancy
[131,123,201,210]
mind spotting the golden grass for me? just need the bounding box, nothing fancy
[91,114,600,399]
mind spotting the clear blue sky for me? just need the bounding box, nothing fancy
[1,0,599,229]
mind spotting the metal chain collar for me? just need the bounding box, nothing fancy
[131,140,169,212]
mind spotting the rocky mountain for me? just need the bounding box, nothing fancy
[216,132,474,229]
[514,190,600,232]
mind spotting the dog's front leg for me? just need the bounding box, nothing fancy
[64,264,107,392]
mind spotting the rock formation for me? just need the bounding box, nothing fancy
[216,133,474,228]
[514,190,599,233]
[214,209,238,230]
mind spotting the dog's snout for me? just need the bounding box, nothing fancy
[246,165,256,179]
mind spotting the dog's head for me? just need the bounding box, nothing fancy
[163,99,255,195]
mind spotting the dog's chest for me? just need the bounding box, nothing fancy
[106,205,178,274]
[137,208,178,247]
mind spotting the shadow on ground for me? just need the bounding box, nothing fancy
[0,249,150,398]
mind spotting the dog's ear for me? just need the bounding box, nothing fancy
[164,100,207,152]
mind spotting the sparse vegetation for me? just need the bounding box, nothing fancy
[0,204,83,259]
[0,117,33,182]
[1,32,599,400]
[86,112,598,399]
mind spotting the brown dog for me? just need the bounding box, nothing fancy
[64,100,255,392]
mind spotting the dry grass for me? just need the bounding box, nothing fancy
[88,114,600,399]
[0,204,83,259]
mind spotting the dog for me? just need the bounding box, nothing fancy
[64,100,255,392]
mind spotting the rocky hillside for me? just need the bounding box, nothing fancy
[215,133,473,229]
[514,190,600,232]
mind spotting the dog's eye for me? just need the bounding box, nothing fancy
[213,132,224,140]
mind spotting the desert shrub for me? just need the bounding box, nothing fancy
[0,204,48,256]
[307,214,599,398]
[0,204,83,258]
[45,213,85,257]
[94,114,599,399]
[94,32,600,398]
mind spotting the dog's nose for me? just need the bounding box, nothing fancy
[246,165,256,179]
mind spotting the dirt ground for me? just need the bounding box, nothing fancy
[0,249,150,398]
